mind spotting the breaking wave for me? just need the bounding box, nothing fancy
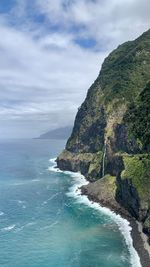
[49,158,142,267]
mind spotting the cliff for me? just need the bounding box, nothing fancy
[57,29,150,242]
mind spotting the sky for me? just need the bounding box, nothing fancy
[0,0,149,138]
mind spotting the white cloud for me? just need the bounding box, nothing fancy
[0,0,149,137]
[37,0,150,48]
[0,21,107,137]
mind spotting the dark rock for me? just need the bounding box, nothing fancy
[57,28,150,254]
[116,174,140,219]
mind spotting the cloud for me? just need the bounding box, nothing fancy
[37,0,150,48]
[0,20,106,137]
[0,0,149,137]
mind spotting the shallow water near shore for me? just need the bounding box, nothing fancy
[0,139,141,267]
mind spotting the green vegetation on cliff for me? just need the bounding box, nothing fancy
[57,28,150,239]
[64,28,150,159]
[81,175,117,209]
[124,82,150,151]
[57,150,103,180]
[100,29,150,107]
[121,154,150,202]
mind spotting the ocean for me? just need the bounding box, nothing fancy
[0,139,141,267]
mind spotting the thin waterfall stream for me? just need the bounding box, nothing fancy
[102,139,107,177]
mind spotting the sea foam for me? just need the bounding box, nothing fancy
[49,158,142,267]
[1,224,16,232]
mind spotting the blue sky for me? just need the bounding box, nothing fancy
[0,0,149,138]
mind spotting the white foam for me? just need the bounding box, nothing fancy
[11,200,27,209]
[14,222,36,233]
[42,193,60,206]
[73,194,141,267]
[0,212,4,216]
[1,224,16,232]
[17,200,26,204]
[12,179,40,186]
[48,165,63,173]
[13,182,26,186]
[18,200,26,209]
[49,158,142,267]
[48,192,60,201]
[49,158,57,164]
[25,222,36,227]
[41,220,59,230]
[31,179,40,182]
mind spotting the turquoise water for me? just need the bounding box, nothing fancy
[0,139,136,267]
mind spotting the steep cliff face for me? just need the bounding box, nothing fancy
[123,82,150,152]
[57,29,150,238]
[114,82,150,233]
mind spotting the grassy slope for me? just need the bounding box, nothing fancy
[124,82,150,152]
[66,29,150,153]
[121,154,150,206]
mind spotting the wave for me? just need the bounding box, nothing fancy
[0,212,4,216]
[49,158,57,164]
[17,200,26,209]
[1,224,16,232]
[42,193,60,206]
[31,179,40,182]
[48,165,63,173]
[40,220,59,230]
[14,222,36,233]
[49,158,142,267]
[11,179,41,186]
[17,200,25,204]
[11,199,27,209]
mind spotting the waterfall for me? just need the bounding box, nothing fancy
[102,139,107,177]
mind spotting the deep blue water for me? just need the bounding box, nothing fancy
[0,139,135,267]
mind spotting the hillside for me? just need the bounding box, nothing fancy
[57,29,150,245]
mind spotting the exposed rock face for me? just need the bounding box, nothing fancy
[116,175,140,220]
[81,175,120,211]
[112,123,140,154]
[116,154,150,242]
[56,150,103,181]
[143,215,150,244]
[57,29,150,240]
[66,87,107,154]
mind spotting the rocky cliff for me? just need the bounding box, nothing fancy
[57,29,150,241]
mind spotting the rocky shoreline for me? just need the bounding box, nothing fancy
[57,153,150,267]
[57,29,150,267]
[81,183,150,267]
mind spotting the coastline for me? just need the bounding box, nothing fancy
[50,158,149,267]
[81,185,150,267]
[130,220,150,267]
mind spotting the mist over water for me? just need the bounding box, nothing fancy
[0,139,135,267]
